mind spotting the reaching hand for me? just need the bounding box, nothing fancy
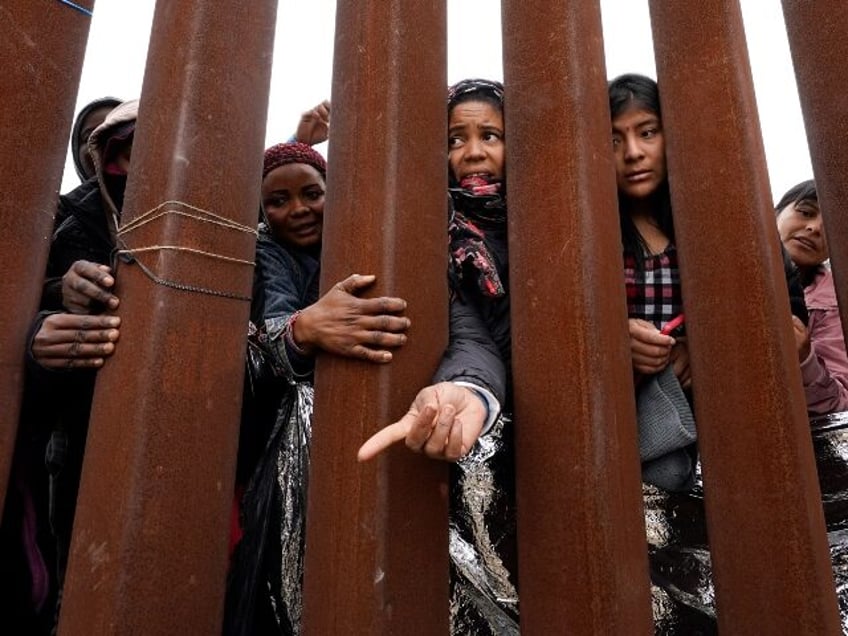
[294,99,331,146]
[293,274,409,363]
[31,313,121,369]
[357,382,487,462]
[792,315,812,362]
[629,318,674,375]
[62,260,119,314]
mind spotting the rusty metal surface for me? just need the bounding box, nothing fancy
[649,1,841,632]
[501,1,654,633]
[301,1,449,633]
[0,1,92,514]
[56,1,277,633]
[781,1,848,351]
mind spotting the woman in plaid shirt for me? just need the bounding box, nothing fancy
[609,74,688,389]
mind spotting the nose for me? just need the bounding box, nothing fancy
[464,137,486,161]
[623,134,643,162]
[289,196,310,216]
[806,215,823,234]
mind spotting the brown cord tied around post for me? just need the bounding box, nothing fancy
[115,199,258,301]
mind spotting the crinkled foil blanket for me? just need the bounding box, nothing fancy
[269,403,521,635]
[255,394,848,635]
[450,414,520,635]
[648,411,848,634]
[270,383,314,634]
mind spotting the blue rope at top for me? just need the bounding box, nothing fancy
[57,0,93,17]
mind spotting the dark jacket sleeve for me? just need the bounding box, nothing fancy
[251,236,313,378]
[433,294,507,405]
[41,190,114,312]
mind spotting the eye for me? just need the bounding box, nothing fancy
[641,127,658,139]
[264,194,289,208]
[795,203,818,218]
[482,130,503,143]
[448,135,464,149]
[305,188,324,201]
[612,135,621,148]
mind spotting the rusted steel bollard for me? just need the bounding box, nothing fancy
[0,0,93,515]
[502,0,654,633]
[302,1,449,633]
[57,1,277,633]
[782,1,848,343]
[649,1,841,632]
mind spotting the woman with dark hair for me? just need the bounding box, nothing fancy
[608,73,698,491]
[359,78,518,634]
[359,78,507,464]
[609,74,813,633]
[776,179,848,415]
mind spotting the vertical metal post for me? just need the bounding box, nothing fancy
[649,1,840,632]
[782,1,848,341]
[0,0,93,514]
[57,1,277,633]
[302,0,449,633]
[502,1,654,632]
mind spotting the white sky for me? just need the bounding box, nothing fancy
[63,0,812,202]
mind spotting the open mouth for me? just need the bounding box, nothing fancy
[460,171,493,181]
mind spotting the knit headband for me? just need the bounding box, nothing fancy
[447,78,504,110]
[263,142,327,180]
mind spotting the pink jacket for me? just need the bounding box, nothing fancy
[800,267,848,415]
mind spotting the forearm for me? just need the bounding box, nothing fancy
[264,314,314,380]
[800,348,848,415]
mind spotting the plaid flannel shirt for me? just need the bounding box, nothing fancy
[624,244,683,332]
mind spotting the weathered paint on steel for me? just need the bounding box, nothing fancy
[0,0,92,515]
[502,1,654,633]
[57,1,276,633]
[301,1,449,633]
[782,1,848,348]
[649,1,841,632]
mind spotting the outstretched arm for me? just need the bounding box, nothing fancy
[357,382,487,462]
[358,294,504,462]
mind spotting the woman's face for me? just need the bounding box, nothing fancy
[448,99,505,182]
[611,106,667,201]
[262,163,325,248]
[777,199,828,269]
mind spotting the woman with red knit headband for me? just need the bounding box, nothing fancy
[224,141,410,636]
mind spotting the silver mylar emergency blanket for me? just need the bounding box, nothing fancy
[647,410,848,634]
[449,414,519,635]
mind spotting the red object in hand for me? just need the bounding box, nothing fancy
[661,313,685,336]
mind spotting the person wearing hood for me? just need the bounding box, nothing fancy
[42,98,137,317]
[12,99,138,631]
[23,103,347,632]
[69,96,123,183]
